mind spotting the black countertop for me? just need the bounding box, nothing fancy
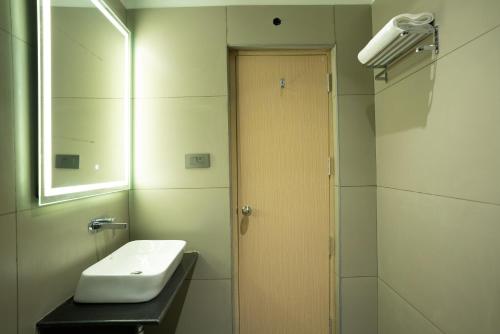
[37,252,198,333]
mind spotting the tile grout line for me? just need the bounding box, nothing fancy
[378,185,500,207]
[334,184,377,188]
[132,95,228,100]
[0,210,16,217]
[131,186,230,191]
[374,22,500,96]
[337,93,374,97]
[378,278,447,334]
[186,278,232,281]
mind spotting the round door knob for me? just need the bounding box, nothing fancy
[241,205,253,216]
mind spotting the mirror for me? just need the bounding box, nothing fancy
[38,0,130,205]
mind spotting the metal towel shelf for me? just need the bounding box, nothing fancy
[366,23,439,82]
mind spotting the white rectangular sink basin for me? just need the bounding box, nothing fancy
[74,240,186,303]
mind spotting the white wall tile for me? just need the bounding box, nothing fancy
[146,279,233,334]
[13,37,36,211]
[17,192,129,334]
[372,0,500,93]
[0,214,17,334]
[376,27,500,204]
[378,187,500,334]
[0,0,11,33]
[129,7,227,98]
[338,95,376,186]
[341,277,378,334]
[378,279,443,334]
[133,96,229,189]
[340,186,377,277]
[227,5,335,48]
[334,5,374,96]
[130,188,231,280]
[0,30,15,215]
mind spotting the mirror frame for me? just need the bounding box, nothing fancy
[37,0,131,205]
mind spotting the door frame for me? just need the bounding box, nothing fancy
[228,49,336,334]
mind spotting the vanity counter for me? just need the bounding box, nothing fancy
[37,252,198,334]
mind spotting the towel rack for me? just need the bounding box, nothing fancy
[366,23,439,82]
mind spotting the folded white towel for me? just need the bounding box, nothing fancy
[358,13,434,64]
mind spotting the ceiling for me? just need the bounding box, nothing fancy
[121,0,373,9]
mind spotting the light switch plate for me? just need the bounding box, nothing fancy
[185,153,211,169]
[55,154,80,169]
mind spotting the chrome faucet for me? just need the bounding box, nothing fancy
[88,217,128,233]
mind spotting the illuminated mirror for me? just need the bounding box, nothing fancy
[37,0,131,205]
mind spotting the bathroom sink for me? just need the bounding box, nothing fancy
[74,240,186,303]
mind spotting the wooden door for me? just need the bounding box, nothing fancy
[236,52,331,334]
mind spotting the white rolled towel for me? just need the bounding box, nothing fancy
[358,13,434,64]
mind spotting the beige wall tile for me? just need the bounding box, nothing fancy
[10,0,35,44]
[130,189,231,280]
[146,279,233,334]
[378,279,442,334]
[338,95,376,186]
[104,0,127,24]
[0,214,17,334]
[376,27,500,204]
[378,187,500,334]
[341,277,378,334]
[340,186,377,277]
[13,37,36,211]
[133,96,229,189]
[18,192,129,334]
[334,5,374,96]
[0,30,15,215]
[372,0,500,92]
[0,0,10,33]
[129,7,227,98]
[227,6,335,48]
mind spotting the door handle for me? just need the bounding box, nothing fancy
[241,205,253,216]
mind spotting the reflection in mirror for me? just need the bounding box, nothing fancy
[38,0,130,205]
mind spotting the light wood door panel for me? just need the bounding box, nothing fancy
[237,54,330,334]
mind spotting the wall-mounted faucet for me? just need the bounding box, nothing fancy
[88,217,128,233]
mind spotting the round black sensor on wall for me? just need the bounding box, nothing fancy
[273,17,282,26]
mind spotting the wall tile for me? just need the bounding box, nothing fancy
[376,27,500,204]
[372,0,500,93]
[378,279,442,334]
[129,7,227,98]
[0,30,16,215]
[334,5,374,96]
[13,37,37,211]
[378,187,500,334]
[0,214,17,334]
[340,186,377,277]
[133,96,229,189]
[341,277,378,334]
[146,279,233,334]
[0,0,11,33]
[227,6,335,48]
[17,192,129,334]
[130,188,231,280]
[10,0,35,44]
[103,0,127,23]
[337,95,376,186]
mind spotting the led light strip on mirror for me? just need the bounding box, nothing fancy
[37,0,131,205]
